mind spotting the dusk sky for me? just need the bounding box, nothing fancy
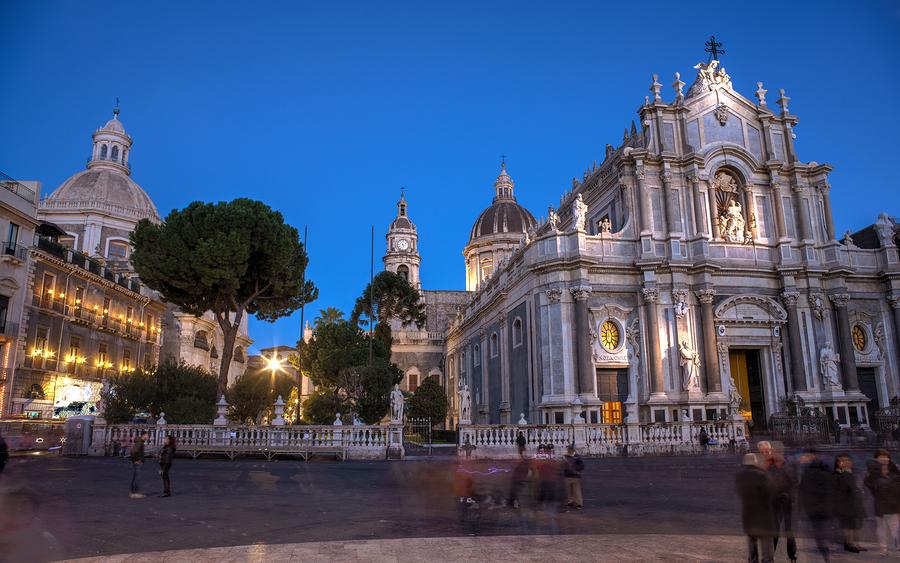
[2,1,899,353]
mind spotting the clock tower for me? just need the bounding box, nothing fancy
[383,191,421,288]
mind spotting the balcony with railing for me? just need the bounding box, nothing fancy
[1,241,28,262]
[34,237,140,295]
[0,171,38,206]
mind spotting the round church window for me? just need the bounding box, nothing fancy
[599,320,620,352]
[852,325,867,352]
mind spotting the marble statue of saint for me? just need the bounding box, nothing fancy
[720,199,746,243]
[548,206,559,231]
[572,194,588,231]
[390,384,405,423]
[458,384,472,423]
[599,216,612,234]
[819,343,842,389]
[728,375,742,413]
[680,339,701,391]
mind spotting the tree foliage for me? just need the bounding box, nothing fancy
[408,376,449,426]
[131,198,317,394]
[301,391,349,425]
[313,307,344,329]
[102,361,217,424]
[350,271,426,350]
[226,368,297,424]
[293,320,387,392]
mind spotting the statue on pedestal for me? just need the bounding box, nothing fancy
[458,384,472,423]
[680,340,701,391]
[572,194,587,232]
[390,384,405,423]
[718,199,746,244]
[819,343,842,389]
[599,216,612,234]
[548,206,559,232]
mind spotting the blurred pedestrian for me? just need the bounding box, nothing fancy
[864,449,900,555]
[832,453,865,553]
[563,445,584,509]
[768,447,797,562]
[0,431,8,474]
[799,449,833,561]
[533,445,560,534]
[757,441,773,468]
[516,431,526,457]
[831,418,842,445]
[158,435,176,497]
[129,431,148,499]
[698,427,710,455]
[737,453,776,563]
[509,453,532,509]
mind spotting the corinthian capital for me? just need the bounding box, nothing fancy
[660,170,673,183]
[546,288,563,304]
[635,166,646,180]
[889,295,900,310]
[781,290,800,308]
[569,285,592,301]
[696,289,716,304]
[829,293,851,308]
[641,287,659,304]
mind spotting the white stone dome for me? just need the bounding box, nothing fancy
[45,168,159,222]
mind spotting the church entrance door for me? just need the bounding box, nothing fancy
[729,349,767,431]
[596,368,627,423]
[858,367,879,426]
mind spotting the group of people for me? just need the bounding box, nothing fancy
[456,443,585,531]
[737,441,900,562]
[126,431,176,499]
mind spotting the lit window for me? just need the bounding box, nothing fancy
[600,320,620,352]
[852,325,867,352]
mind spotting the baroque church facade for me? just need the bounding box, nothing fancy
[389,57,900,431]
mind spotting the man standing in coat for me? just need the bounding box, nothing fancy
[736,453,776,563]
[129,431,148,499]
[799,449,833,562]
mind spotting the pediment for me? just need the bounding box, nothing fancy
[715,295,786,324]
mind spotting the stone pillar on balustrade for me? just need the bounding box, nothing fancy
[571,396,588,454]
[213,394,229,447]
[88,379,110,456]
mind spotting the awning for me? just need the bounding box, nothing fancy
[36,221,68,238]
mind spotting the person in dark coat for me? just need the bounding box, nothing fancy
[129,431,148,499]
[158,435,176,497]
[864,449,900,555]
[698,427,710,455]
[832,453,865,553]
[798,449,833,562]
[0,432,8,474]
[516,432,526,458]
[736,453,776,563]
[768,449,797,562]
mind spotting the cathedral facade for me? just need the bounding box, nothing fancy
[392,57,900,432]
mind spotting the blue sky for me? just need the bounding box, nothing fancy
[2,1,899,353]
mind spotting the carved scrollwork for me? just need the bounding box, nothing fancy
[780,291,800,308]
[546,288,563,304]
[672,289,688,320]
[829,293,850,308]
[570,285,592,301]
[641,287,659,304]
[696,289,716,305]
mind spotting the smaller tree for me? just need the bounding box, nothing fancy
[302,391,348,425]
[314,307,344,329]
[226,368,297,424]
[407,376,448,426]
[341,360,403,424]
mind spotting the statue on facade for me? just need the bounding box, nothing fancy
[458,384,472,423]
[572,193,588,232]
[599,216,612,234]
[680,339,701,391]
[390,384,405,423]
[842,230,858,249]
[728,375,742,414]
[819,343,842,389]
[548,206,559,232]
[693,59,732,92]
[718,199,746,244]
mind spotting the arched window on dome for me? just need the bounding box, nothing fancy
[122,148,128,164]
[100,145,108,160]
[397,265,409,282]
[111,146,119,162]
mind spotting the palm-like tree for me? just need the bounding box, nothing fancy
[314,307,344,329]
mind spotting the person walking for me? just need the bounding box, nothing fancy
[833,453,865,553]
[129,431,148,499]
[158,435,176,497]
[516,431,527,458]
[736,453,776,563]
[799,449,834,562]
[0,432,8,474]
[698,427,710,455]
[563,445,584,509]
[768,448,798,562]
[864,449,900,555]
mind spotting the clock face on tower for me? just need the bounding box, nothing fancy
[397,239,409,251]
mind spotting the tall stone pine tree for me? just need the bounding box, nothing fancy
[131,199,317,394]
[350,271,425,350]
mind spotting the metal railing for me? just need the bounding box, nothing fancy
[2,241,28,261]
[0,171,37,204]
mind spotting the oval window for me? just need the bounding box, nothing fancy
[600,320,620,352]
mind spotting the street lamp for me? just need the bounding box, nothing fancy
[264,352,285,376]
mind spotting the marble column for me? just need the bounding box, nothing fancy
[571,285,594,397]
[830,293,859,391]
[771,181,788,239]
[793,185,812,243]
[642,287,664,395]
[635,165,652,235]
[690,173,706,237]
[819,183,835,241]
[743,185,757,240]
[890,296,900,367]
[498,311,510,422]
[696,289,721,393]
[781,290,807,392]
[661,169,675,236]
[707,184,721,239]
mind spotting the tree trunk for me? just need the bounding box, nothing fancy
[216,313,242,397]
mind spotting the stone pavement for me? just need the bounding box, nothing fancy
[58,534,889,562]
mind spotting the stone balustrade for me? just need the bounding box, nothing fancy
[458,420,748,459]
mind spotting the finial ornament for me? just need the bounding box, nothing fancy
[672,72,685,102]
[777,88,790,115]
[650,74,662,102]
[114,96,120,117]
[500,153,506,169]
[704,35,725,61]
[755,82,768,107]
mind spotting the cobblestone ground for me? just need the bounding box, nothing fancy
[0,451,888,561]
